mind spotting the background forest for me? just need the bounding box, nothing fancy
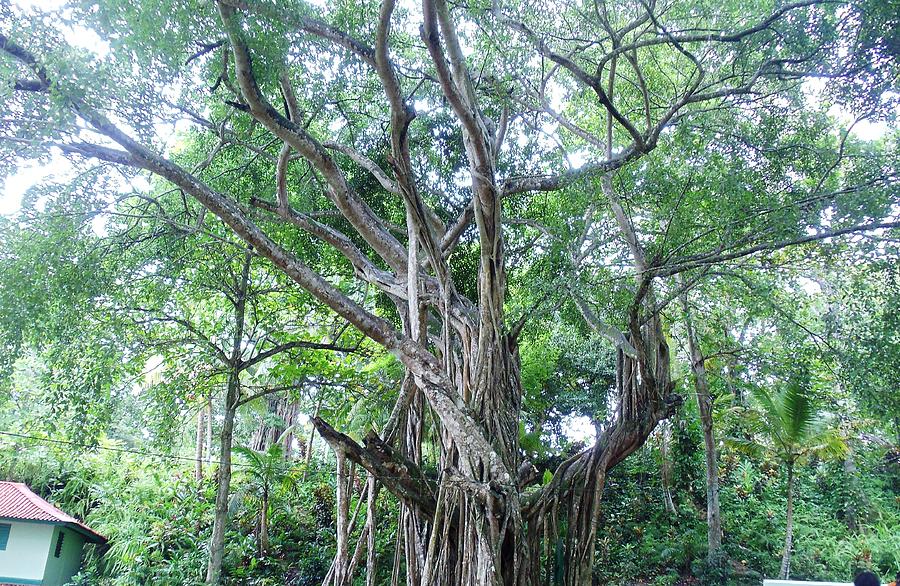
[0,248,897,585]
[0,0,898,584]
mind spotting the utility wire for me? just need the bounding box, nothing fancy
[0,430,255,468]
[0,430,441,481]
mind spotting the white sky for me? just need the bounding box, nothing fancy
[562,415,596,444]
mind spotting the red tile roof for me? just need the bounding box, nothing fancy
[0,481,106,543]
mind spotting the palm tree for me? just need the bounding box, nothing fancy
[233,437,295,556]
[740,381,847,579]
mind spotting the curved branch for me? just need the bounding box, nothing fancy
[313,417,437,517]
[323,141,400,195]
[218,0,377,67]
[570,291,637,357]
[218,2,409,273]
[240,339,356,372]
[656,220,900,277]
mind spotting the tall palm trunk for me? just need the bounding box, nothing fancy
[779,462,795,579]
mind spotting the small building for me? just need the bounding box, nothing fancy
[0,481,106,586]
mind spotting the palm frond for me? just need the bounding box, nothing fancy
[724,436,765,459]
[748,381,846,465]
[781,380,816,445]
[749,386,788,449]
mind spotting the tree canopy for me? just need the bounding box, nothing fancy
[0,0,897,584]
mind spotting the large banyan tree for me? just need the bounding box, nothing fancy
[1,0,897,583]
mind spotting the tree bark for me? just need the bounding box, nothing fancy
[334,451,350,586]
[206,372,240,584]
[303,398,322,482]
[259,488,270,555]
[195,406,206,481]
[251,394,298,453]
[679,289,723,560]
[779,462,795,580]
[366,473,377,586]
[660,422,677,515]
[206,395,213,467]
[207,249,252,585]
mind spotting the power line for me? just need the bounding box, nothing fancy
[0,430,437,482]
[0,430,255,468]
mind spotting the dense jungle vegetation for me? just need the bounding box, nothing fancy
[0,0,897,583]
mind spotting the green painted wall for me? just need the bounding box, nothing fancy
[40,527,85,586]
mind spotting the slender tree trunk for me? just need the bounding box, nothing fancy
[195,406,206,481]
[400,387,426,585]
[206,373,240,584]
[366,473,377,586]
[259,489,270,555]
[679,288,723,560]
[390,521,402,586]
[323,477,369,586]
[206,395,213,466]
[207,249,251,585]
[660,422,677,514]
[302,397,322,482]
[334,451,350,586]
[779,462,795,580]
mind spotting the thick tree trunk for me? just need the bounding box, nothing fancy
[437,348,525,586]
[779,463,795,580]
[309,283,679,586]
[251,394,299,453]
[679,291,723,560]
